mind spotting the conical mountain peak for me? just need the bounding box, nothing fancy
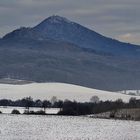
[40,15,73,24]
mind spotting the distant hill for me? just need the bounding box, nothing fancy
[0,15,140,91]
[0,83,139,102]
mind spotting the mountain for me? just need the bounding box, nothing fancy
[1,15,140,91]
[3,15,140,56]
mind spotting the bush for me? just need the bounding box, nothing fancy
[23,110,46,115]
[23,110,30,114]
[0,111,2,114]
[35,110,46,115]
[58,108,78,116]
[11,109,20,114]
[110,113,115,118]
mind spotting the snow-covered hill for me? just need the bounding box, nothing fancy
[0,83,139,102]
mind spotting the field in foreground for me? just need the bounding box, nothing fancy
[0,83,140,102]
[0,114,139,140]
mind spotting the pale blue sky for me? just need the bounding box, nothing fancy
[0,0,140,44]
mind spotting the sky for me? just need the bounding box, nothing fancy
[0,0,140,45]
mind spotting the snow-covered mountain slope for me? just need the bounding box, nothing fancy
[0,83,139,102]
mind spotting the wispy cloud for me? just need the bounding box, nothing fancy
[117,33,140,44]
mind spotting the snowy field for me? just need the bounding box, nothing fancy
[0,83,139,102]
[0,114,139,140]
[0,106,59,114]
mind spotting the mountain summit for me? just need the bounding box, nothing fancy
[38,15,73,24]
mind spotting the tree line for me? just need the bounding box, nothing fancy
[58,98,140,115]
[0,96,140,115]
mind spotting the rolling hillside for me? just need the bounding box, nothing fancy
[0,83,139,102]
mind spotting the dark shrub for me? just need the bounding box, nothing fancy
[109,110,117,118]
[0,111,2,114]
[35,110,46,115]
[11,109,20,114]
[24,110,46,115]
[58,108,78,116]
[110,113,115,118]
[23,110,30,114]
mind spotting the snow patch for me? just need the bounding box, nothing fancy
[47,15,73,24]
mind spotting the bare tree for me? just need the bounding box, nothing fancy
[51,96,58,106]
[90,96,100,103]
[24,96,33,113]
[42,100,51,113]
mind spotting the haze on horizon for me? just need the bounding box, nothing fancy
[0,0,140,45]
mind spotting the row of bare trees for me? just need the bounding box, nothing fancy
[0,96,139,115]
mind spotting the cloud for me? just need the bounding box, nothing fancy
[117,33,140,44]
[119,33,132,39]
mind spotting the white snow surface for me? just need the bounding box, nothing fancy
[0,82,139,102]
[0,114,139,140]
[0,106,59,114]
